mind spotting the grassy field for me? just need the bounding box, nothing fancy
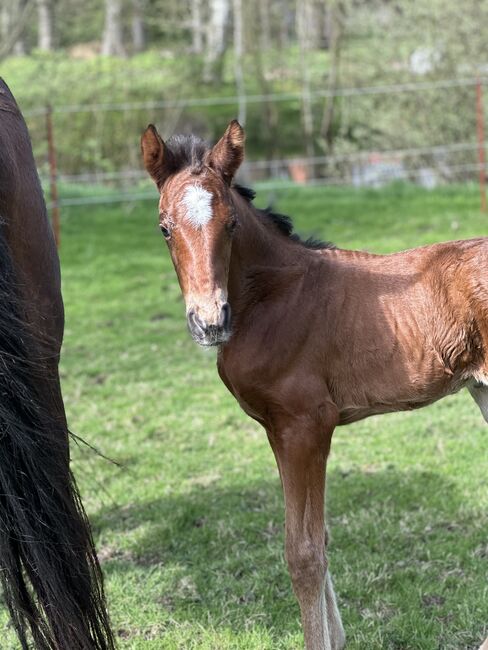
[2,183,488,649]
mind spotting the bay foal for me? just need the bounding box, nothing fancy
[142,120,487,650]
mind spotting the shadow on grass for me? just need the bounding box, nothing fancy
[91,466,487,643]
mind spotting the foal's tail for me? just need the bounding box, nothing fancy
[0,236,115,648]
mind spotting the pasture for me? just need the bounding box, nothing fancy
[2,183,487,649]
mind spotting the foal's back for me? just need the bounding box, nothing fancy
[316,237,488,423]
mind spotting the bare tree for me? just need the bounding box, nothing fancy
[1,1,9,45]
[296,0,315,160]
[258,0,271,51]
[36,0,53,51]
[320,1,345,152]
[131,0,145,53]
[101,0,125,56]
[203,0,230,83]
[296,0,322,49]
[278,0,293,49]
[191,0,203,54]
[0,0,32,60]
[13,0,28,54]
[249,0,279,160]
[233,0,246,124]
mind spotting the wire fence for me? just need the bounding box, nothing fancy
[31,74,488,217]
[44,161,488,210]
[26,75,488,117]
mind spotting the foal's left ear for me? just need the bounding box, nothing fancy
[208,120,245,184]
[141,124,173,190]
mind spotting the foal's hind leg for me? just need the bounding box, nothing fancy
[267,411,345,650]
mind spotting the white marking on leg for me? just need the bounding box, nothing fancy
[468,376,488,423]
[325,571,345,650]
[182,185,213,228]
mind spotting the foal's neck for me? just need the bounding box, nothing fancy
[227,189,311,310]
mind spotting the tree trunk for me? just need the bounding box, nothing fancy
[296,0,315,163]
[295,0,321,50]
[36,0,53,51]
[101,0,125,57]
[251,23,279,163]
[258,0,271,51]
[131,0,145,53]
[191,0,203,54]
[203,0,230,83]
[0,0,32,60]
[320,2,344,152]
[1,2,9,44]
[279,2,291,49]
[9,0,28,54]
[233,0,246,125]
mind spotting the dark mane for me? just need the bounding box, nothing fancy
[233,184,335,251]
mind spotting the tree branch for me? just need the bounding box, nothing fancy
[0,0,34,61]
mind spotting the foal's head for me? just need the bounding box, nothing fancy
[141,120,244,346]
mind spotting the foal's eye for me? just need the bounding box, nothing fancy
[227,219,237,235]
[160,224,171,239]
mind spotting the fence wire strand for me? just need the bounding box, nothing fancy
[31,75,488,212]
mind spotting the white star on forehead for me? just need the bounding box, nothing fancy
[182,184,213,228]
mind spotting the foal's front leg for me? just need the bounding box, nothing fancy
[268,414,345,650]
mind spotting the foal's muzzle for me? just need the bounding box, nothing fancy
[187,303,232,346]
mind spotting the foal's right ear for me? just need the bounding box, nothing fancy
[141,124,172,190]
[208,120,245,184]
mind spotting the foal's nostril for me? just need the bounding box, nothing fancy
[188,309,206,335]
[220,302,232,330]
[188,305,231,344]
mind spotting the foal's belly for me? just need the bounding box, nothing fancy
[338,378,469,424]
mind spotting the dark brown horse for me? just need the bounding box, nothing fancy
[0,79,114,649]
[142,120,488,650]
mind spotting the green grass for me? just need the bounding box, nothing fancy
[2,183,488,649]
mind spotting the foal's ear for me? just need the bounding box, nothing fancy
[208,120,245,184]
[141,124,172,190]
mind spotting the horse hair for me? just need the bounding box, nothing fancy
[165,133,209,174]
[233,184,335,251]
[0,77,114,650]
[0,229,115,650]
[0,227,116,650]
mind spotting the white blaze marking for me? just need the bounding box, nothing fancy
[182,184,213,228]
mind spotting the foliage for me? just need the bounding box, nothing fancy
[0,183,487,648]
[2,0,487,179]
[1,49,330,174]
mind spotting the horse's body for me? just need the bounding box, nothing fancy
[221,221,488,427]
[141,120,487,650]
[0,78,114,649]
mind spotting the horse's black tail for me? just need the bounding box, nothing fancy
[0,232,115,648]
